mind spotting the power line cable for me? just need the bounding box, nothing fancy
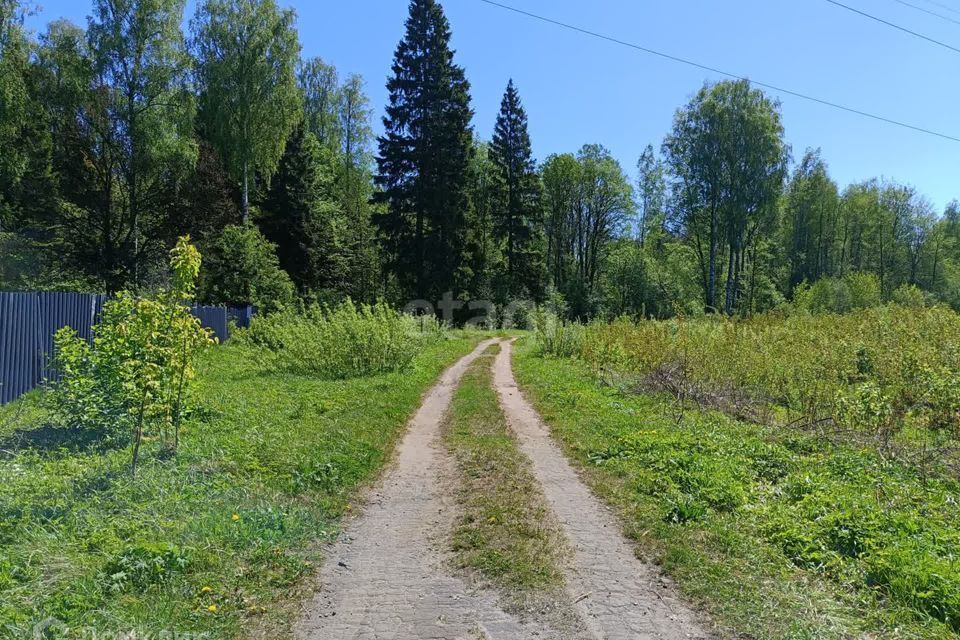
[475,0,960,144]
[891,0,960,26]
[919,0,960,16]
[825,0,960,54]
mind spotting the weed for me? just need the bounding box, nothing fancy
[515,337,959,639]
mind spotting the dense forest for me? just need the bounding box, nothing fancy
[1,0,957,320]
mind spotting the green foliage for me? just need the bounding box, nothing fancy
[516,340,960,638]
[103,543,191,594]
[463,141,504,302]
[663,79,788,315]
[541,146,634,318]
[0,335,480,636]
[199,223,295,313]
[259,124,347,297]
[90,0,197,289]
[489,79,546,302]
[192,0,302,218]
[532,308,584,358]
[792,272,882,313]
[375,0,474,301]
[891,283,932,308]
[52,237,215,473]
[572,307,960,447]
[240,300,443,379]
[298,56,341,151]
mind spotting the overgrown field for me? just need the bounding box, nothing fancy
[0,336,479,638]
[520,306,960,639]
[570,305,960,470]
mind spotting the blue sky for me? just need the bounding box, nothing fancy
[26,0,960,211]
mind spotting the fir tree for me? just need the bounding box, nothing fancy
[463,141,503,301]
[489,79,545,301]
[260,124,345,296]
[375,0,474,301]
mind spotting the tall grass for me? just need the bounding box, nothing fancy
[560,306,960,460]
[532,308,584,358]
[239,300,444,379]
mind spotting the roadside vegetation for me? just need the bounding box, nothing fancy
[518,306,960,639]
[240,301,445,379]
[0,295,478,637]
[443,344,565,602]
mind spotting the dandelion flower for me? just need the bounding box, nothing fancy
[200,586,212,594]
[207,604,218,613]
[231,514,240,522]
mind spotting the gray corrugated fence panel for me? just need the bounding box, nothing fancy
[225,305,256,330]
[1,294,253,405]
[192,305,229,342]
[0,292,43,404]
[39,292,101,382]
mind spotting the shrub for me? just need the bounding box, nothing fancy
[891,283,931,308]
[52,237,215,474]
[241,300,439,379]
[532,308,584,358]
[792,272,881,314]
[199,223,295,313]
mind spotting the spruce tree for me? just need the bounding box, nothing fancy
[260,124,345,296]
[489,79,545,301]
[464,141,503,301]
[375,0,473,301]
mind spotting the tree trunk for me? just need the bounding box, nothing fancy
[724,243,735,315]
[241,159,250,223]
[707,202,718,312]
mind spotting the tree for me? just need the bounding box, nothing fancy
[335,73,381,303]
[192,0,301,221]
[541,145,633,318]
[199,223,294,312]
[489,79,545,301]
[299,56,340,151]
[0,0,53,235]
[260,123,345,297]
[463,141,503,301]
[168,139,240,242]
[0,1,27,229]
[635,144,666,247]
[542,152,581,295]
[664,80,787,314]
[375,0,474,302]
[88,0,196,286]
[784,149,840,288]
[30,18,139,291]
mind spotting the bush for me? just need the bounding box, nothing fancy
[240,300,440,379]
[792,272,881,314]
[891,283,931,308]
[200,223,295,313]
[52,237,215,473]
[532,308,584,358]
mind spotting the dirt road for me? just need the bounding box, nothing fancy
[296,338,712,639]
[493,340,711,640]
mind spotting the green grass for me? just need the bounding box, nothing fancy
[513,337,960,640]
[0,335,480,639]
[443,344,564,596]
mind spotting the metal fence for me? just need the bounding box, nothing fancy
[0,292,254,405]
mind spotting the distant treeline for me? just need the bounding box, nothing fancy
[1,0,956,320]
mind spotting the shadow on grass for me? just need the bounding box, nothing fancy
[0,423,110,457]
